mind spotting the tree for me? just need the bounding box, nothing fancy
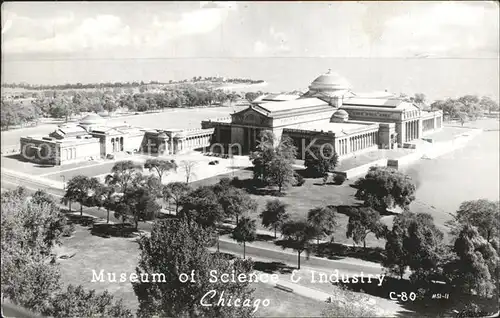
[260,199,289,238]
[354,166,416,213]
[144,158,177,184]
[479,96,499,114]
[267,155,296,192]
[133,219,255,318]
[180,160,197,183]
[304,146,339,178]
[2,187,130,317]
[62,175,99,215]
[49,97,73,122]
[133,174,163,198]
[105,160,143,192]
[383,212,446,282]
[307,206,338,244]
[232,217,257,259]
[250,130,276,183]
[250,133,297,192]
[31,189,58,208]
[228,92,239,106]
[1,188,62,312]
[91,183,118,223]
[446,199,500,243]
[115,186,161,229]
[43,285,133,318]
[281,220,317,269]
[445,224,498,297]
[162,182,191,213]
[346,207,387,248]
[179,186,225,228]
[245,92,260,102]
[413,93,426,105]
[213,181,257,224]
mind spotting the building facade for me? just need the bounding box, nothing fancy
[20,114,214,165]
[203,70,443,158]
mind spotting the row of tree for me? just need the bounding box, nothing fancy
[0,86,266,129]
[1,99,43,130]
[430,95,499,119]
[347,166,499,302]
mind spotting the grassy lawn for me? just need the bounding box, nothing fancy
[193,168,388,249]
[57,225,141,309]
[271,268,405,316]
[57,224,328,317]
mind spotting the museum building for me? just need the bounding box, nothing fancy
[202,70,443,159]
[19,114,214,165]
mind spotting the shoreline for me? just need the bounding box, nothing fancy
[219,81,268,92]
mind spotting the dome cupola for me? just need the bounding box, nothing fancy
[309,69,350,93]
[330,109,349,122]
[78,114,106,132]
[307,69,350,107]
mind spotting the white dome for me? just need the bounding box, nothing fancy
[330,109,349,122]
[309,70,350,93]
[79,114,106,125]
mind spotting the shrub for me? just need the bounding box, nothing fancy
[230,176,241,187]
[294,173,305,187]
[322,173,329,184]
[333,174,346,185]
[62,223,76,237]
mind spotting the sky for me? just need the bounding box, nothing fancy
[2,1,498,60]
[1,1,499,92]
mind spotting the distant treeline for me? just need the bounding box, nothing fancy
[1,86,266,130]
[430,95,499,118]
[1,77,265,90]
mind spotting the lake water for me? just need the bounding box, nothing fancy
[404,120,499,232]
[3,57,499,101]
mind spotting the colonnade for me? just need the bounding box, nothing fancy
[405,120,420,142]
[422,118,435,132]
[111,137,124,152]
[62,147,77,160]
[178,133,212,152]
[346,131,378,154]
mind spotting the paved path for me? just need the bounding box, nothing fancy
[1,172,384,278]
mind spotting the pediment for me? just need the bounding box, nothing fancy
[231,107,271,127]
